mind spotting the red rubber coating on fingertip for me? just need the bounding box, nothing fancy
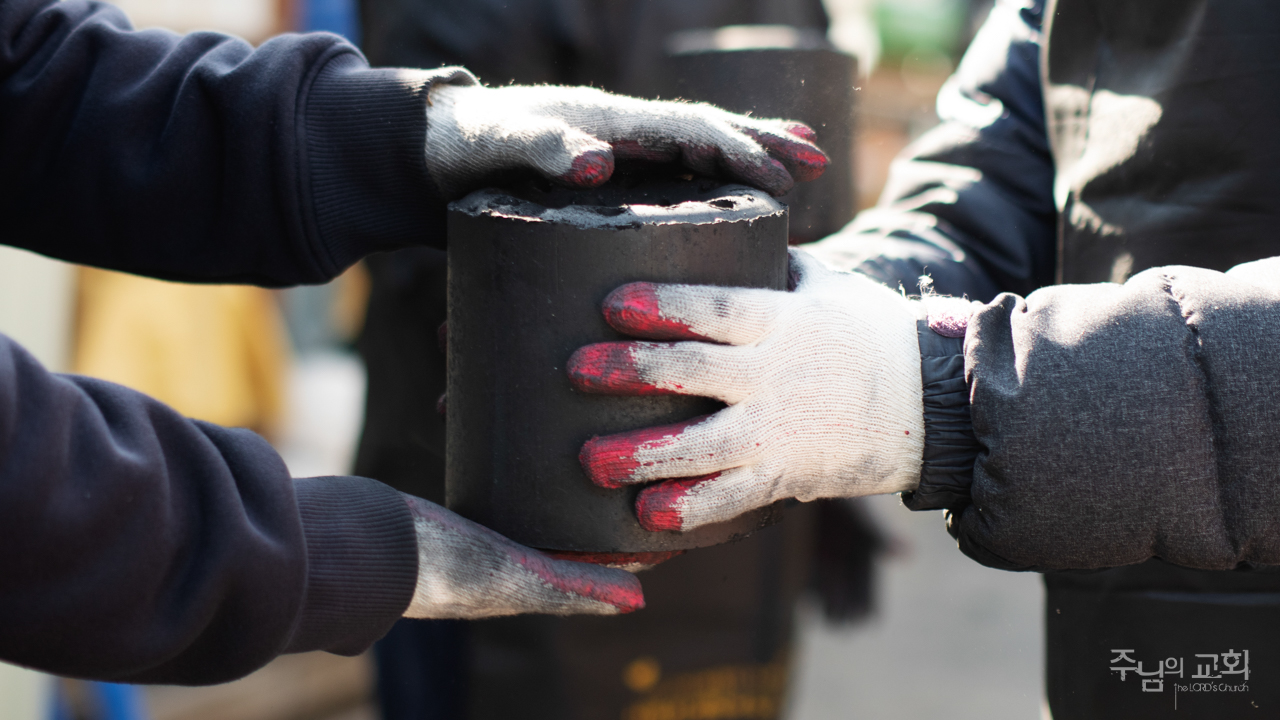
[517,556,646,612]
[578,415,714,488]
[785,146,830,183]
[567,343,673,395]
[603,283,709,341]
[785,123,818,141]
[637,474,719,532]
[560,149,614,187]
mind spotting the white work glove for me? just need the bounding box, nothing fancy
[424,71,828,198]
[401,495,644,618]
[565,249,924,532]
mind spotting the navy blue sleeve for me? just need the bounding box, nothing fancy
[808,0,1056,301]
[0,0,454,287]
[0,333,419,684]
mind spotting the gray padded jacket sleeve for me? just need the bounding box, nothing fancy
[952,258,1280,572]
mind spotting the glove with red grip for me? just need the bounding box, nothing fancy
[424,69,828,198]
[567,250,925,532]
[401,495,644,618]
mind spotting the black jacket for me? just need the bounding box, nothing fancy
[814,0,1280,573]
[0,0,465,684]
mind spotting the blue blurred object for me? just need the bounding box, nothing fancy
[301,0,361,42]
[50,681,149,720]
[93,683,148,720]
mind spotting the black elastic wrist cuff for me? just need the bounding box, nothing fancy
[301,58,468,275]
[902,319,979,511]
[286,476,418,655]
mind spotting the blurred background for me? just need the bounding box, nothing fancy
[0,0,1045,717]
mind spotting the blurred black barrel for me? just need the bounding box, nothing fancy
[663,26,857,244]
[446,176,788,552]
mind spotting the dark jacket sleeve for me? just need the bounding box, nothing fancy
[948,259,1280,573]
[807,0,1056,301]
[0,332,419,684]
[0,0,466,286]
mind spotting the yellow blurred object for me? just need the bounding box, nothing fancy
[623,656,663,693]
[74,268,289,438]
[104,0,288,45]
[331,261,370,344]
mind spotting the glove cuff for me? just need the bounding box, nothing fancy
[285,476,418,654]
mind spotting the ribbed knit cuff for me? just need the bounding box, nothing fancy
[300,56,477,275]
[286,476,418,655]
[901,317,980,511]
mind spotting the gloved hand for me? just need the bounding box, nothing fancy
[401,495,644,618]
[424,71,828,198]
[566,250,925,532]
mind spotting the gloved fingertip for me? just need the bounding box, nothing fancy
[567,343,672,395]
[603,283,708,340]
[578,434,636,489]
[604,575,647,613]
[783,145,829,183]
[566,567,646,613]
[521,554,646,613]
[578,415,713,488]
[740,126,828,185]
[784,122,818,142]
[637,475,718,532]
[613,594,645,614]
[558,148,615,188]
[566,343,636,394]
